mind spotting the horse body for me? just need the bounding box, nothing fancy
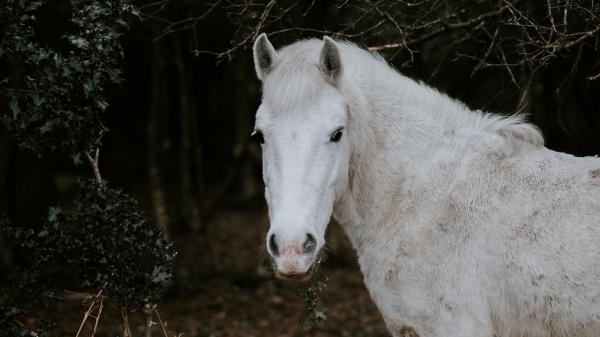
[252,35,600,337]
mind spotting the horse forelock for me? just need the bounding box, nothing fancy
[260,39,325,115]
[259,38,381,116]
[262,70,324,115]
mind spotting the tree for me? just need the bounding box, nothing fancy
[0,1,175,336]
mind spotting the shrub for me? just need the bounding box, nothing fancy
[0,1,175,336]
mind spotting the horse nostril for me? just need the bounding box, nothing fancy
[303,233,317,254]
[269,234,279,256]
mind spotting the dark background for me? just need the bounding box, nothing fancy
[1,0,599,336]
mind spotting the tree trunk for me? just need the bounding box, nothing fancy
[0,129,11,268]
[147,37,170,235]
[232,54,259,200]
[174,37,202,231]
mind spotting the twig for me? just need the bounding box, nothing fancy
[587,71,600,81]
[543,24,600,51]
[368,43,404,51]
[251,0,276,42]
[471,20,501,77]
[143,303,157,337]
[153,307,170,337]
[74,300,94,337]
[85,148,102,185]
[74,286,106,337]
[91,297,103,337]
[368,3,513,51]
[120,307,132,337]
[563,0,569,34]
[547,0,556,35]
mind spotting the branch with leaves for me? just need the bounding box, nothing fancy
[0,1,176,336]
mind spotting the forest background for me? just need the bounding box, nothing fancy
[1,1,599,336]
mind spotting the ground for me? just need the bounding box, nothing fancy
[50,209,389,337]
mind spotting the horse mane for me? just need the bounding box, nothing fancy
[268,38,544,148]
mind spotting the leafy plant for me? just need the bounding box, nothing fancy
[6,180,174,305]
[1,180,175,335]
[0,1,174,336]
[297,257,328,331]
[0,0,139,158]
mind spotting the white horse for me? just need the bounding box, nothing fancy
[251,34,600,337]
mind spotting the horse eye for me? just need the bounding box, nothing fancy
[330,128,344,143]
[251,130,265,145]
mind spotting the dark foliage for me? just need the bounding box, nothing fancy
[0,0,139,158]
[1,180,175,335]
[0,216,58,337]
[6,180,174,304]
[0,1,175,336]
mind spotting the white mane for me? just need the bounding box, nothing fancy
[264,38,544,150]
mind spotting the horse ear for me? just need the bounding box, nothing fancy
[320,36,342,86]
[253,33,278,81]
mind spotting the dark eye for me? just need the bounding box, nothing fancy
[251,130,265,145]
[330,128,344,143]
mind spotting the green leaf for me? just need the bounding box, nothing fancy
[71,153,82,166]
[96,99,109,111]
[314,310,327,322]
[39,120,54,134]
[48,206,61,223]
[69,36,89,50]
[151,266,170,284]
[8,97,19,118]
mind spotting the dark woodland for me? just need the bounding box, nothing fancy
[0,0,599,336]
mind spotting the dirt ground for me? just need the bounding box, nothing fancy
[50,209,389,337]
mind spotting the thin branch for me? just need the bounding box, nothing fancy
[143,303,157,337]
[120,307,132,337]
[368,3,513,51]
[74,286,106,337]
[153,307,169,337]
[85,148,102,185]
[587,71,600,81]
[471,19,501,77]
[543,24,600,51]
[91,298,103,337]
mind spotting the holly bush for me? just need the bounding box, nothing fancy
[0,0,139,159]
[0,1,175,336]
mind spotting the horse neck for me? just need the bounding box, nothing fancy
[332,60,473,258]
[331,49,543,277]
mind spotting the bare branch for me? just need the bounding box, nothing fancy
[86,148,102,185]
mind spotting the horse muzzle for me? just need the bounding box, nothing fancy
[267,234,320,280]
